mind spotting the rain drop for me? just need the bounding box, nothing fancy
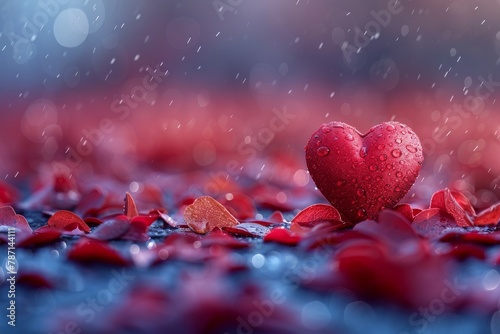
[359,147,368,158]
[336,180,347,187]
[377,144,385,150]
[396,171,403,178]
[386,124,396,131]
[379,154,387,161]
[391,149,402,158]
[369,165,378,172]
[317,146,330,156]
[395,186,402,191]
[406,145,417,153]
[346,134,354,141]
[357,208,367,218]
[357,188,366,196]
[395,138,402,144]
[322,127,331,133]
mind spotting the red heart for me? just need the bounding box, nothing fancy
[305,121,423,223]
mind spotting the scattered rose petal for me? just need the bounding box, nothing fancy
[124,192,139,218]
[292,203,342,223]
[474,202,500,226]
[431,189,474,226]
[263,228,301,246]
[446,244,486,261]
[17,228,61,248]
[17,272,55,289]
[393,203,415,222]
[443,189,474,227]
[183,196,239,234]
[68,238,129,266]
[0,206,32,234]
[48,210,91,233]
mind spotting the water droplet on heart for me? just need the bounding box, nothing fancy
[336,180,346,187]
[369,165,378,172]
[317,146,330,156]
[346,134,354,141]
[356,188,366,196]
[401,131,406,135]
[377,144,385,150]
[314,135,319,139]
[395,138,402,144]
[391,149,402,158]
[403,176,410,182]
[399,161,405,165]
[406,145,417,153]
[395,186,402,191]
[386,124,396,131]
[332,124,345,129]
[378,196,385,202]
[386,164,394,170]
[376,176,382,181]
[379,154,387,161]
[364,176,371,181]
[351,178,358,183]
[357,208,367,218]
[334,137,339,141]
[359,147,368,158]
[322,127,331,133]
[396,171,403,178]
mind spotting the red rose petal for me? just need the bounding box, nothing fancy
[130,213,158,227]
[443,189,474,227]
[450,190,476,216]
[183,196,239,234]
[393,203,415,222]
[47,210,91,233]
[431,189,474,227]
[474,202,500,226]
[292,203,342,223]
[124,192,139,218]
[68,238,129,266]
[263,228,301,246]
[412,208,460,239]
[17,228,61,248]
[0,206,32,234]
[88,216,131,241]
[430,190,446,210]
[0,181,18,205]
[446,244,486,261]
[17,272,55,289]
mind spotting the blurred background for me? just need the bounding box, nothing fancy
[2,0,500,209]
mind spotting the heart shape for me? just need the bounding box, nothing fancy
[305,121,423,223]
